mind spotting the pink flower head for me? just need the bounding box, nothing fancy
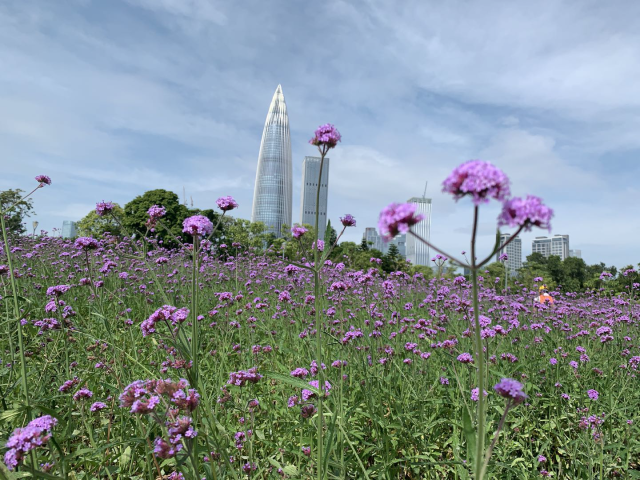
[378,203,424,241]
[498,195,553,232]
[493,378,528,405]
[309,124,341,149]
[4,415,57,470]
[313,239,324,251]
[74,237,99,250]
[35,175,51,186]
[340,214,356,227]
[95,201,115,217]
[147,205,166,219]
[442,160,510,205]
[587,389,599,400]
[182,215,213,236]
[216,196,239,212]
[291,226,308,238]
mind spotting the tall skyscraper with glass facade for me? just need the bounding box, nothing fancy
[300,156,329,240]
[61,221,77,238]
[496,233,522,275]
[251,85,292,237]
[405,196,432,266]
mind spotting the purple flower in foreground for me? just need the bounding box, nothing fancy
[216,196,239,212]
[95,201,115,217]
[4,415,57,470]
[498,195,553,232]
[313,239,324,251]
[587,389,599,400]
[538,455,547,463]
[182,215,213,236]
[90,402,107,412]
[74,237,99,250]
[457,353,474,364]
[340,214,356,227]
[378,203,424,241]
[493,378,528,405]
[309,124,341,149]
[35,175,51,186]
[147,205,166,219]
[471,388,488,402]
[291,226,308,238]
[442,160,510,205]
[73,388,93,401]
[499,253,508,261]
[46,284,71,297]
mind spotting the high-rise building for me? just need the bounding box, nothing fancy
[251,85,292,237]
[569,249,582,259]
[495,233,522,275]
[300,156,329,240]
[362,228,406,257]
[364,227,384,252]
[405,196,432,266]
[532,235,570,260]
[61,221,78,238]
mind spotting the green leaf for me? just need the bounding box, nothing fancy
[462,407,476,465]
[282,465,298,476]
[263,371,320,394]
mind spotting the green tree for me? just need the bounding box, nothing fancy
[223,218,272,251]
[0,189,34,236]
[122,189,192,247]
[358,237,369,251]
[561,256,588,291]
[77,203,125,238]
[382,244,402,272]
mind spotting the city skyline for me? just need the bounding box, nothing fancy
[1,2,638,268]
[405,195,432,266]
[251,85,292,237]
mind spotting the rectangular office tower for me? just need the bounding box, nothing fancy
[532,235,570,260]
[62,221,78,238]
[495,233,522,275]
[405,196,432,266]
[300,156,329,240]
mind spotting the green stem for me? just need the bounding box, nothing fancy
[470,206,486,480]
[191,236,200,388]
[314,150,326,480]
[0,212,30,410]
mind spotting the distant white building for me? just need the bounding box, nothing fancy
[405,196,432,266]
[363,228,406,257]
[532,235,570,261]
[569,249,582,259]
[495,233,522,274]
[300,156,329,240]
[62,221,78,238]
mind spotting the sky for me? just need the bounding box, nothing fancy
[1,0,639,268]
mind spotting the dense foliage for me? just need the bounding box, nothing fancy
[1,234,638,478]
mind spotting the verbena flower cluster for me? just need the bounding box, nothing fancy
[493,378,528,405]
[35,175,51,185]
[95,201,115,217]
[4,415,58,470]
[309,123,342,149]
[182,215,213,236]
[378,203,424,241]
[141,305,190,337]
[119,379,199,460]
[216,195,239,211]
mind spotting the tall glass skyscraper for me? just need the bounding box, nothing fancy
[61,221,78,238]
[300,156,329,240]
[405,196,432,266]
[251,85,292,237]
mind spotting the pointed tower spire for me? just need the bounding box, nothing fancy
[251,85,293,237]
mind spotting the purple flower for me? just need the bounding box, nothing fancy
[587,389,599,400]
[291,226,308,238]
[46,284,71,297]
[538,455,547,463]
[309,124,341,149]
[216,196,239,212]
[74,237,99,250]
[442,160,510,205]
[73,388,93,401]
[378,203,424,241]
[471,388,488,402]
[498,195,553,232]
[95,201,115,217]
[498,253,508,261]
[340,214,356,227]
[4,415,57,470]
[0,264,9,276]
[493,378,528,405]
[147,205,166,219]
[549,358,557,365]
[227,368,263,387]
[313,239,325,251]
[35,175,51,185]
[182,215,213,236]
[90,402,107,412]
[457,353,474,364]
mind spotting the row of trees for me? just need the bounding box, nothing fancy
[4,187,637,288]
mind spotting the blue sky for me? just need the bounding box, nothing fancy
[1,0,639,268]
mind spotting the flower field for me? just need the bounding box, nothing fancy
[1,232,639,478]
